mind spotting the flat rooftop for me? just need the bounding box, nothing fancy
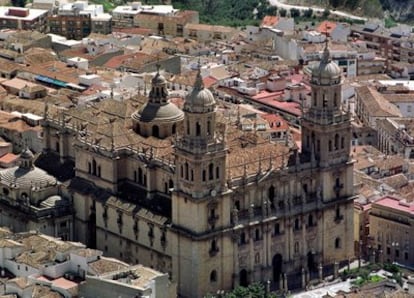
[0,7,47,21]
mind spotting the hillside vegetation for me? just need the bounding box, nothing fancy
[172,0,277,26]
[280,0,414,22]
[171,0,414,25]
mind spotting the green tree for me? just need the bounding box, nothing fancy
[279,8,287,17]
[11,0,25,7]
[303,8,313,18]
[322,8,330,18]
[222,282,278,298]
[290,8,300,18]
[266,5,278,16]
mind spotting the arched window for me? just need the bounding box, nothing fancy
[169,179,174,190]
[211,239,217,251]
[341,137,345,149]
[240,232,246,245]
[336,205,341,218]
[92,159,97,176]
[294,218,300,230]
[335,237,341,249]
[186,120,190,135]
[152,125,159,138]
[268,185,275,201]
[202,170,206,182]
[172,123,176,134]
[191,170,194,181]
[303,183,308,193]
[334,134,339,150]
[180,165,183,178]
[334,93,338,107]
[97,166,101,177]
[308,214,314,227]
[255,229,260,241]
[209,163,214,180]
[274,223,280,235]
[328,140,332,152]
[207,121,211,135]
[133,170,137,182]
[210,270,217,282]
[216,166,220,179]
[196,122,201,136]
[88,162,91,174]
[185,163,189,180]
[138,168,143,184]
[235,200,240,210]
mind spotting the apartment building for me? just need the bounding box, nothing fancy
[0,7,48,32]
[134,9,198,36]
[48,1,110,40]
[370,196,414,266]
[184,23,238,43]
[351,23,414,67]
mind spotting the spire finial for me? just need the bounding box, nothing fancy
[194,59,204,90]
[321,37,330,64]
[155,52,161,74]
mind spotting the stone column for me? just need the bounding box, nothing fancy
[232,232,239,287]
[334,262,339,279]
[279,275,283,291]
[318,263,323,281]
[301,267,306,288]
[283,273,288,292]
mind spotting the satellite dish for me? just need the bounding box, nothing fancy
[211,189,217,197]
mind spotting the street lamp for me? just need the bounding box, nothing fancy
[265,280,271,298]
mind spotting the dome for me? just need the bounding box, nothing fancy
[311,60,341,79]
[184,71,216,113]
[0,166,57,189]
[310,45,341,84]
[131,102,184,123]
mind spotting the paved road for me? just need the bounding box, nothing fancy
[268,0,367,21]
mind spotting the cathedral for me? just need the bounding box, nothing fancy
[41,45,355,297]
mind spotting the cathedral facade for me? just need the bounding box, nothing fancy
[41,46,355,297]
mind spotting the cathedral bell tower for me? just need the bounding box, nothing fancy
[301,41,354,208]
[174,69,227,199]
[301,43,352,168]
[171,68,230,297]
[300,43,355,266]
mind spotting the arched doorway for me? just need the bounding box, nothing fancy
[307,251,316,271]
[272,254,283,283]
[239,269,248,287]
[88,212,96,249]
